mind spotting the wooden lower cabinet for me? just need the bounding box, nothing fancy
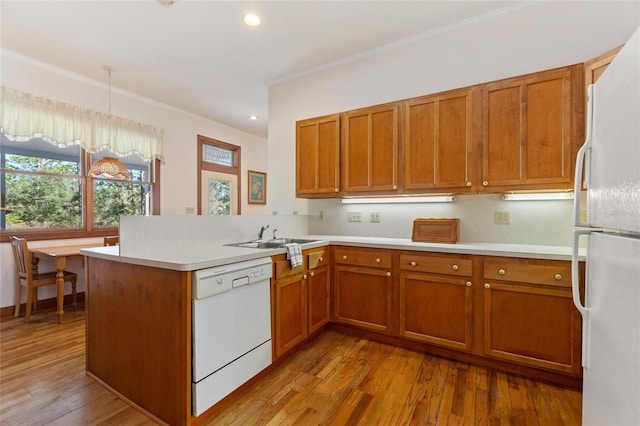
[272,248,330,360]
[273,272,307,358]
[482,257,581,375]
[400,272,473,351]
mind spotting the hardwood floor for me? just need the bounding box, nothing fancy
[0,307,582,425]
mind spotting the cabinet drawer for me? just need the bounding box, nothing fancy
[334,248,392,268]
[273,254,305,281]
[483,258,571,287]
[400,253,472,276]
[307,248,329,270]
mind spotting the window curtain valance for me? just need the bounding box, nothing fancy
[0,86,164,162]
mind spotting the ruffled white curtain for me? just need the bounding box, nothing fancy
[0,87,164,162]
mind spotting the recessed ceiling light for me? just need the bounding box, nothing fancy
[243,13,261,27]
[249,115,259,120]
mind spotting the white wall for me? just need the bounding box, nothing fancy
[267,1,640,244]
[1,50,270,308]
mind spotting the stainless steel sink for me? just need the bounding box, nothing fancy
[225,238,319,249]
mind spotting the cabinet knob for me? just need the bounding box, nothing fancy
[319,257,323,263]
[484,283,491,289]
[410,261,417,267]
[452,264,459,271]
[392,185,398,190]
[466,281,472,287]
[555,274,562,280]
[498,269,506,275]
[466,181,472,187]
[342,255,347,260]
[303,274,308,279]
[375,258,381,264]
[310,272,315,277]
[482,181,488,186]
[334,188,339,192]
[386,272,391,277]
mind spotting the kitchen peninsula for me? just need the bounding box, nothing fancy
[81,216,585,426]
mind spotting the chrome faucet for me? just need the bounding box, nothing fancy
[258,224,269,239]
[272,228,278,240]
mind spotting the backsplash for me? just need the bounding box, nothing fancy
[308,193,576,246]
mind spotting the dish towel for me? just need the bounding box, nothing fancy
[283,243,303,268]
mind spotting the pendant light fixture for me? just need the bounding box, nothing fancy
[89,65,130,180]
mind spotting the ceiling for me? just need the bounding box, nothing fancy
[0,1,527,139]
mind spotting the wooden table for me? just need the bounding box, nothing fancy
[30,243,102,323]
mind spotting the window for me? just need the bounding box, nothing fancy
[198,135,241,215]
[0,136,160,241]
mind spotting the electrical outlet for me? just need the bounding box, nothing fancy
[185,206,195,214]
[370,212,381,222]
[348,211,362,222]
[580,209,588,223]
[495,210,511,224]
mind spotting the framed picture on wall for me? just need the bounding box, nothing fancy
[248,170,266,204]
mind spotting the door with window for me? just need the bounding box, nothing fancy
[198,136,241,215]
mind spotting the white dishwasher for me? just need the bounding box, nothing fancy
[192,257,273,416]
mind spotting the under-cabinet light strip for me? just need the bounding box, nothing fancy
[340,196,455,204]
[501,192,574,201]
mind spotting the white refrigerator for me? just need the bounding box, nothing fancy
[572,26,640,426]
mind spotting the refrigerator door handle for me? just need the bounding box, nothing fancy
[573,84,594,228]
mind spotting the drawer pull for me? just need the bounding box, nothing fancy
[386,272,391,277]
[410,261,417,267]
[482,181,488,186]
[303,274,308,279]
[452,264,459,271]
[484,283,491,289]
[375,258,381,264]
[555,273,562,280]
[466,181,472,187]
[310,272,315,277]
[466,281,472,287]
[319,257,323,262]
[498,269,506,275]
[334,188,339,192]
[392,185,398,190]
[342,255,347,260]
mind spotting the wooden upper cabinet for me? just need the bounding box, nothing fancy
[404,86,480,192]
[585,45,622,87]
[296,114,340,197]
[481,64,583,190]
[342,103,399,194]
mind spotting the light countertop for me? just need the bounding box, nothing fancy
[81,235,585,272]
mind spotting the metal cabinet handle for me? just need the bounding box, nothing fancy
[386,272,391,277]
[482,181,488,186]
[342,255,347,260]
[466,182,472,187]
[319,257,323,262]
[375,258,381,264]
[466,281,472,287]
[303,274,308,279]
[555,274,562,280]
[410,261,417,267]
[334,188,339,192]
[310,272,315,277]
[484,283,491,289]
[392,185,398,190]
[498,269,506,275]
[452,264,459,271]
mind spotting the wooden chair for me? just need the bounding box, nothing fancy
[10,236,78,322]
[104,235,119,246]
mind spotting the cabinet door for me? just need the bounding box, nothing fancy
[273,274,307,359]
[405,87,479,191]
[334,265,392,333]
[483,281,581,374]
[342,103,398,193]
[296,114,340,197]
[482,66,578,190]
[307,266,330,334]
[400,273,473,351]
